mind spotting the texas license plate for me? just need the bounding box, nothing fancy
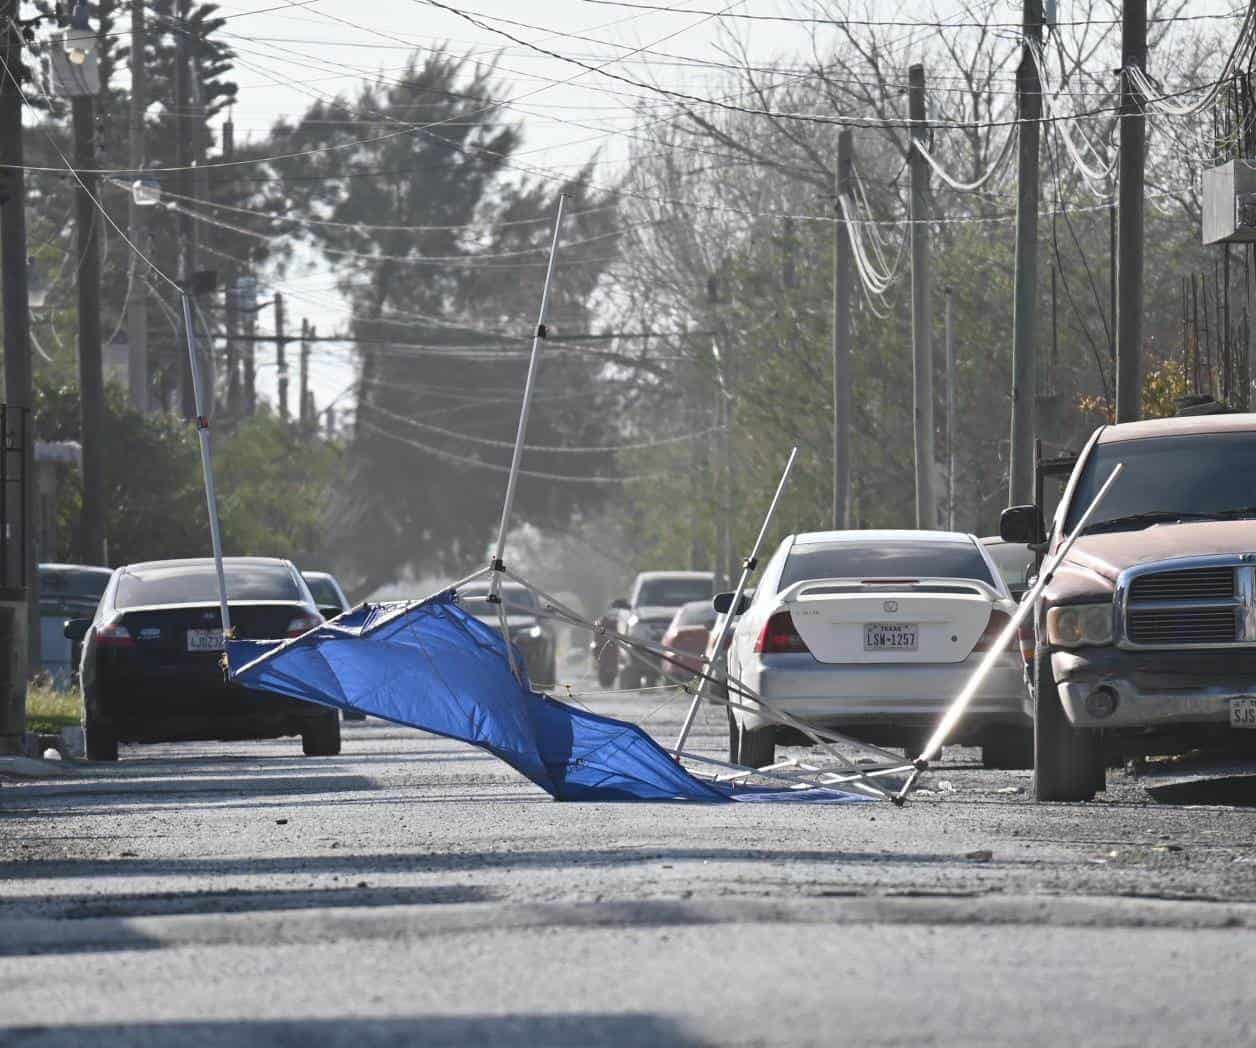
[864,623,918,651]
[1230,697,1256,728]
[187,629,224,652]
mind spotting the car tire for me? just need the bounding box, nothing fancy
[619,665,644,691]
[1033,643,1103,801]
[736,721,776,769]
[982,727,1034,770]
[302,712,342,756]
[83,695,118,762]
[597,657,617,688]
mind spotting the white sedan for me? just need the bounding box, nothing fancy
[724,530,1031,770]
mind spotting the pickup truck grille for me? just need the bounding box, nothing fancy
[1121,561,1252,648]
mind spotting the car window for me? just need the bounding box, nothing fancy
[115,563,302,608]
[1064,432,1256,532]
[39,567,111,601]
[458,585,538,613]
[303,575,344,608]
[636,578,713,607]
[779,540,995,589]
[983,543,1030,587]
[674,602,717,628]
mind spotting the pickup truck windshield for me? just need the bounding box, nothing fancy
[1065,432,1256,533]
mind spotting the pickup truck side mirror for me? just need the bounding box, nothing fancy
[713,592,751,615]
[609,597,630,611]
[63,618,91,642]
[1000,505,1046,545]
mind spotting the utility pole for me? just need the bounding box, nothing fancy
[1116,0,1147,422]
[175,0,196,417]
[299,318,311,430]
[945,286,956,532]
[225,279,240,413]
[0,1,35,749]
[1008,0,1043,505]
[907,64,936,528]
[275,291,289,422]
[126,0,148,412]
[832,128,853,530]
[73,91,105,566]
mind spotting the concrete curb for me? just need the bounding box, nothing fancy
[0,754,80,779]
[18,725,84,760]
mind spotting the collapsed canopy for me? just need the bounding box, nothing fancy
[226,591,864,803]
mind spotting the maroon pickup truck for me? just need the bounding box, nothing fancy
[1001,413,1256,801]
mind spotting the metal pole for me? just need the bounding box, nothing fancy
[833,129,853,530]
[673,446,798,756]
[175,0,196,418]
[126,0,148,413]
[181,292,231,637]
[945,286,955,531]
[490,194,567,581]
[897,462,1125,803]
[73,94,106,566]
[1009,0,1042,505]
[1115,0,1146,422]
[907,64,937,528]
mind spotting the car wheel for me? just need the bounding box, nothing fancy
[619,665,643,691]
[1033,641,1102,801]
[736,722,776,769]
[302,712,342,756]
[82,688,118,762]
[982,727,1034,770]
[597,657,618,688]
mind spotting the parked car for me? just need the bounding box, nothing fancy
[65,557,337,761]
[980,538,1034,601]
[660,600,718,681]
[301,570,365,721]
[456,581,558,686]
[723,531,1030,769]
[616,571,716,689]
[1002,411,1256,801]
[38,563,112,684]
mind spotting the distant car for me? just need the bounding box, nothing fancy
[723,530,1031,770]
[456,581,557,686]
[981,537,1035,601]
[615,571,716,689]
[38,563,112,684]
[589,603,624,688]
[301,570,365,721]
[660,600,718,681]
[65,557,337,761]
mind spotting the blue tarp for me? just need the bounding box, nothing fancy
[226,591,865,804]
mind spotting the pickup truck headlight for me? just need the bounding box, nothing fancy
[1046,603,1114,648]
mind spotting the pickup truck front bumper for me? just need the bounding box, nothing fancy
[1053,647,1256,729]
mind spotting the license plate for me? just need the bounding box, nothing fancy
[187,628,224,652]
[864,623,918,651]
[1230,697,1256,729]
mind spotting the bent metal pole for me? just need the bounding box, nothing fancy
[672,445,799,756]
[895,461,1125,804]
[181,291,232,638]
[488,194,567,662]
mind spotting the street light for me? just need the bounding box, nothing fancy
[63,1,95,65]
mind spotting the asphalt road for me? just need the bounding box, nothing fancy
[4,668,1256,1046]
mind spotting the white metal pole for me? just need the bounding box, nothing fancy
[896,462,1125,803]
[673,446,798,756]
[181,291,231,637]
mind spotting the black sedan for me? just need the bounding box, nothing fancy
[456,581,558,686]
[66,557,339,761]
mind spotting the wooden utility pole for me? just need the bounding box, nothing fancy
[832,129,853,530]
[126,0,148,413]
[175,0,196,417]
[275,291,289,422]
[299,319,311,429]
[907,64,936,528]
[1116,0,1147,422]
[73,94,105,565]
[945,285,956,532]
[1008,0,1043,505]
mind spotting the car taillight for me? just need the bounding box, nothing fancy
[754,610,811,654]
[974,610,1013,652]
[96,622,134,648]
[286,612,323,638]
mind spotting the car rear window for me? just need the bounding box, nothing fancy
[674,602,717,628]
[636,578,714,607]
[779,541,994,590]
[39,567,111,600]
[303,575,344,608]
[115,563,301,608]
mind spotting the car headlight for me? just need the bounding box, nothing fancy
[521,624,543,640]
[626,614,643,635]
[1046,603,1113,648]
